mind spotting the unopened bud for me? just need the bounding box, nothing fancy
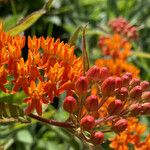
[107,99,123,115]
[101,77,115,97]
[86,66,101,82]
[115,77,123,90]
[122,74,131,87]
[75,76,88,95]
[124,72,132,80]
[129,103,142,116]
[142,103,150,115]
[80,115,95,131]
[63,96,77,113]
[141,91,150,102]
[129,78,140,88]
[116,87,128,101]
[129,86,142,100]
[85,95,99,112]
[140,81,149,91]
[91,131,104,145]
[112,119,128,133]
[99,67,109,81]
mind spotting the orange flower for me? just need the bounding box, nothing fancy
[95,59,139,77]
[24,81,48,115]
[0,65,7,92]
[109,118,147,150]
[99,34,131,60]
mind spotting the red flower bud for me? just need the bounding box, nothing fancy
[80,115,95,131]
[142,103,150,115]
[141,91,150,102]
[101,77,116,97]
[140,81,149,91]
[115,77,123,89]
[122,74,131,87]
[124,72,132,80]
[99,67,109,82]
[75,76,88,95]
[108,99,123,115]
[129,86,142,100]
[91,131,104,145]
[85,95,99,112]
[63,96,77,113]
[112,119,128,133]
[129,78,140,88]
[116,87,128,101]
[129,103,142,116]
[86,66,101,82]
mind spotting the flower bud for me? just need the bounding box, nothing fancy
[116,87,128,101]
[140,81,149,91]
[122,74,131,87]
[86,66,101,82]
[107,99,123,115]
[99,67,109,82]
[63,96,77,113]
[112,119,128,133]
[85,95,99,112]
[124,72,132,80]
[129,86,142,100]
[129,103,142,116]
[80,115,95,131]
[75,76,88,95]
[115,77,123,90]
[101,77,115,97]
[129,78,140,88]
[142,103,150,115]
[141,91,150,102]
[91,131,104,145]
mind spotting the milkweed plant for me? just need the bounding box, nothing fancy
[0,0,150,150]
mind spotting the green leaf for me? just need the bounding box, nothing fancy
[0,102,29,124]
[68,25,83,46]
[0,91,26,104]
[7,9,46,36]
[7,0,53,36]
[82,24,89,75]
[16,130,33,144]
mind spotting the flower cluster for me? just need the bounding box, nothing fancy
[108,17,138,40]
[62,65,150,146]
[110,117,150,150]
[0,23,83,115]
[99,34,131,60]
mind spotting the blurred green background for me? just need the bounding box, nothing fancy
[0,0,150,149]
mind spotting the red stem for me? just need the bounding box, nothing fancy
[28,113,72,128]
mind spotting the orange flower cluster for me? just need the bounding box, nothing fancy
[110,117,150,150]
[0,23,83,115]
[99,34,131,60]
[95,18,150,150]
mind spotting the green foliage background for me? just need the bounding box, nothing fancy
[0,0,150,149]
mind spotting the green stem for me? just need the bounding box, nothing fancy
[132,51,150,59]
[10,0,17,15]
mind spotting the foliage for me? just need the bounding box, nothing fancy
[0,0,150,150]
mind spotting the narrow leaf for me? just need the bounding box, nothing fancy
[43,0,53,11]
[7,0,53,36]
[68,25,83,46]
[0,102,30,124]
[7,9,46,36]
[82,24,89,75]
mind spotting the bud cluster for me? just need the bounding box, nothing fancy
[62,65,150,146]
[108,17,138,40]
